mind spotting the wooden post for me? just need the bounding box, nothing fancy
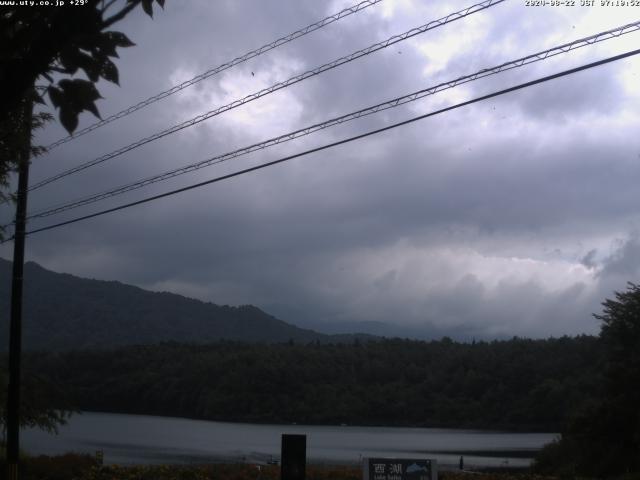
[281,434,306,480]
[6,99,32,480]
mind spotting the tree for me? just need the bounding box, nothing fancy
[0,0,165,183]
[535,283,640,477]
[1,1,165,475]
[592,282,640,474]
[0,368,74,435]
[0,108,51,241]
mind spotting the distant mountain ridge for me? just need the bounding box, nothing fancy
[0,258,366,351]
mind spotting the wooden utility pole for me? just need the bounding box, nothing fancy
[6,99,33,480]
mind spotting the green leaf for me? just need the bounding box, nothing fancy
[59,107,78,134]
[100,58,119,85]
[95,33,120,58]
[58,49,79,75]
[53,79,103,131]
[33,94,46,106]
[141,0,153,17]
[104,31,135,48]
[47,86,64,109]
[84,101,100,119]
[76,52,102,83]
[58,79,102,103]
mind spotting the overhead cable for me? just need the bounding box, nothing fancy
[16,48,640,239]
[26,20,640,221]
[44,0,385,151]
[29,0,504,192]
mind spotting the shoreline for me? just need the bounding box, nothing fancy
[5,454,543,480]
[75,409,560,434]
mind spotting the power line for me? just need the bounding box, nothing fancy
[16,48,640,240]
[24,20,640,221]
[44,0,384,151]
[29,0,504,192]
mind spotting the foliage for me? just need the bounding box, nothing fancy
[0,460,347,480]
[25,336,601,432]
[0,452,99,480]
[441,475,562,480]
[597,283,640,420]
[0,365,75,434]
[0,0,164,133]
[0,0,165,217]
[0,457,569,480]
[534,283,640,477]
[0,105,51,239]
[66,463,281,480]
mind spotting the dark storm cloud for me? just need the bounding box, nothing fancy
[598,234,640,279]
[581,249,598,269]
[3,0,640,338]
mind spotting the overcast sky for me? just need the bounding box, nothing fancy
[2,0,640,338]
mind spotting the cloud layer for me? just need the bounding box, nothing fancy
[3,0,640,338]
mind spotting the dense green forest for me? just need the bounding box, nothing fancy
[23,336,601,432]
[534,284,640,477]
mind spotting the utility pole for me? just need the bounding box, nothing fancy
[6,98,33,480]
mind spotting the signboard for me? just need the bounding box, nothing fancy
[363,458,437,480]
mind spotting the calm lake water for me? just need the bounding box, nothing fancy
[22,412,557,469]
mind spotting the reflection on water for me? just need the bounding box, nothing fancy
[22,412,557,468]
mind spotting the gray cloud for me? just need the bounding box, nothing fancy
[581,249,598,269]
[599,234,640,279]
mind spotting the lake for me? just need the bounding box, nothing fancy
[22,412,557,469]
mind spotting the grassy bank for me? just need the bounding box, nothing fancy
[0,454,564,480]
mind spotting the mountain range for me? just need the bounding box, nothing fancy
[0,258,371,351]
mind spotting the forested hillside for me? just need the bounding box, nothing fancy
[25,336,601,431]
[0,259,357,350]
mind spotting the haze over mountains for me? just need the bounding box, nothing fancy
[0,258,485,351]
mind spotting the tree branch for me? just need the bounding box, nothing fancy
[100,0,120,16]
[102,1,138,28]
